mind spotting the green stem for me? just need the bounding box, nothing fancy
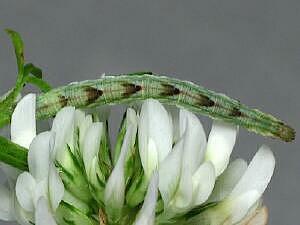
[0,136,28,170]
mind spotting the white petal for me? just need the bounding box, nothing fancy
[87,157,101,187]
[225,190,260,224]
[33,179,48,208]
[173,158,193,210]
[165,105,180,143]
[133,172,159,225]
[205,121,238,176]
[192,162,216,206]
[51,107,75,159]
[16,172,36,212]
[172,127,202,210]
[11,94,36,148]
[28,131,52,181]
[191,191,259,225]
[142,138,159,178]
[105,109,137,210]
[208,159,247,203]
[0,184,14,220]
[62,190,90,214]
[126,108,138,132]
[82,122,103,172]
[74,110,86,128]
[35,197,57,225]
[104,161,125,212]
[230,145,275,199]
[14,194,34,225]
[179,109,207,172]
[138,99,173,177]
[159,138,184,206]
[78,113,93,152]
[48,163,64,211]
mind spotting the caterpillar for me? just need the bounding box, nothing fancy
[35,72,295,142]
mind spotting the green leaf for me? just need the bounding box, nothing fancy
[23,63,52,92]
[24,63,42,78]
[0,136,28,170]
[5,29,24,77]
[24,76,52,93]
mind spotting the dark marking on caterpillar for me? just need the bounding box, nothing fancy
[122,83,142,97]
[197,95,215,107]
[84,86,103,104]
[59,95,68,107]
[161,84,181,96]
[230,107,243,117]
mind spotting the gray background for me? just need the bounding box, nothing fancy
[0,1,299,224]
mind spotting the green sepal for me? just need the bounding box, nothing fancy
[156,198,164,214]
[125,170,148,207]
[0,136,28,170]
[113,113,127,165]
[105,204,122,224]
[159,202,219,225]
[98,121,112,180]
[62,190,99,216]
[112,206,139,225]
[124,141,140,187]
[56,201,98,225]
[183,202,218,219]
[124,134,147,207]
[56,146,93,204]
[86,161,106,207]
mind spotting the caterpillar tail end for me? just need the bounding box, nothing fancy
[277,124,296,142]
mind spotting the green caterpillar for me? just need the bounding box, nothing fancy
[0,30,295,143]
[35,72,294,142]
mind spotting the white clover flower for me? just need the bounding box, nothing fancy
[0,97,274,225]
[0,94,37,224]
[134,99,274,225]
[0,94,64,225]
[15,130,64,225]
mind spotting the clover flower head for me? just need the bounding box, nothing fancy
[0,96,274,225]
